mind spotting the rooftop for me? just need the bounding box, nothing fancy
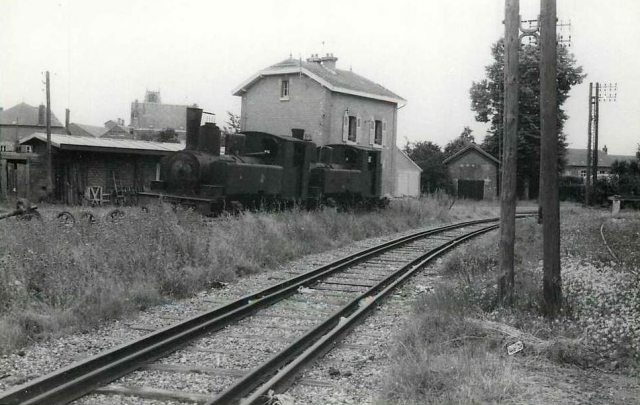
[0,102,64,127]
[233,56,406,105]
[20,133,184,155]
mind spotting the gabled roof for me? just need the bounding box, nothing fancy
[0,102,64,127]
[233,58,406,105]
[443,143,500,166]
[565,148,635,168]
[395,147,423,172]
[20,133,184,155]
[68,123,106,138]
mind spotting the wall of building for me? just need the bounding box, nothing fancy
[131,102,187,132]
[394,148,421,197]
[328,93,397,195]
[241,75,399,195]
[242,74,326,139]
[447,151,498,200]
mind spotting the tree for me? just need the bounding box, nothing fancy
[470,40,585,198]
[403,141,452,194]
[223,111,241,134]
[139,128,179,143]
[156,128,179,143]
[444,126,475,158]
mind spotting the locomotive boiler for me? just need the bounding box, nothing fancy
[137,107,384,214]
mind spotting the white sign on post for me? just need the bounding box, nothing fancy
[507,341,523,355]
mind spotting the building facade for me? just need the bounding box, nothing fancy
[0,103,66,151]
[233,54,407,196]
[130,91,192,141]
[564,147,636,180]
[444,144,500,200]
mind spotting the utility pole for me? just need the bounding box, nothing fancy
[592,82,600,185]
[498,0,519,305]
[540,0,561,317]
[46,71,53,195]
[586,83,593,205]
[586,82,617,199]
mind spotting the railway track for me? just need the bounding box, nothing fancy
[0,215,533,405]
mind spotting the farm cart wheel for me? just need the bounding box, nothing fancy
[81,211,98,224]
[56,211,76,227]
[106,208,126,222]
[17,211,42,222]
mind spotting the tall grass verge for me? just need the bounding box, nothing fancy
[0,196,498,354]
[380,209,640,404]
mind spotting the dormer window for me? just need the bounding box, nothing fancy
[280,79,290,100]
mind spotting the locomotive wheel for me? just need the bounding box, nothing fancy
[81,211,98,224]
[106,208,126,222]
[56,211,76,226]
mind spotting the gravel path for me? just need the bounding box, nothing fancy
[0,222,466,403]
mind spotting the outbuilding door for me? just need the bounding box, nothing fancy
[457,179,484,200]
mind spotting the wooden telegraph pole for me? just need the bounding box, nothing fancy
[46,71,53,195]
[539,0,562,317]
[586,83,593,205]
[592,82,600,185]
[498,0,519,305]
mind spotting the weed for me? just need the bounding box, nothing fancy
[0,197,499,354]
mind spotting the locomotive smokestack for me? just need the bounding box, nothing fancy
[186,107,203,151]
[198,123,221,155]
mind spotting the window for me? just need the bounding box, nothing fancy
[280,79,290,100]
[599,170,606,175]
[0,145,6,152]
[374,120,383,145]
[580,170,587,177]
[348,116,357,142]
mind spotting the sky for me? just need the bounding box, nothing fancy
[1,0,639,155]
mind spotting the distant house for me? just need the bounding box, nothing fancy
[564,147,636,180]
[130,91,193,141]
[0,133,183,203]
[444,143,500,200]
[68,118,131,139]
[0,103,66,151]
[233,53,413,196]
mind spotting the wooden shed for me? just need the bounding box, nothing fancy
[3,133,183,204]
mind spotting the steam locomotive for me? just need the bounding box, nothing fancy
[137,107,384,214]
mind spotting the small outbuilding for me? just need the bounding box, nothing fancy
[394,147,422,197]
[443,143,500,200]
[1,133,183,204]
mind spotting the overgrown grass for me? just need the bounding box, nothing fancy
[0,195,499,354]
[379,208,640,405]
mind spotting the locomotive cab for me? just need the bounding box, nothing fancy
[309,144,382,204]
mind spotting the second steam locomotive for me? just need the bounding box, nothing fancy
[137,107,384,214]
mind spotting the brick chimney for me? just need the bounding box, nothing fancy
[320,53,338,70]
[38,104,45,126]
[306,54,321,64]
[602,145,608,155]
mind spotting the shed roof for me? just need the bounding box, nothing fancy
[0,102,64,127]
[233,58,406,105]
[20,133,183,155]
[443,143,500,166]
